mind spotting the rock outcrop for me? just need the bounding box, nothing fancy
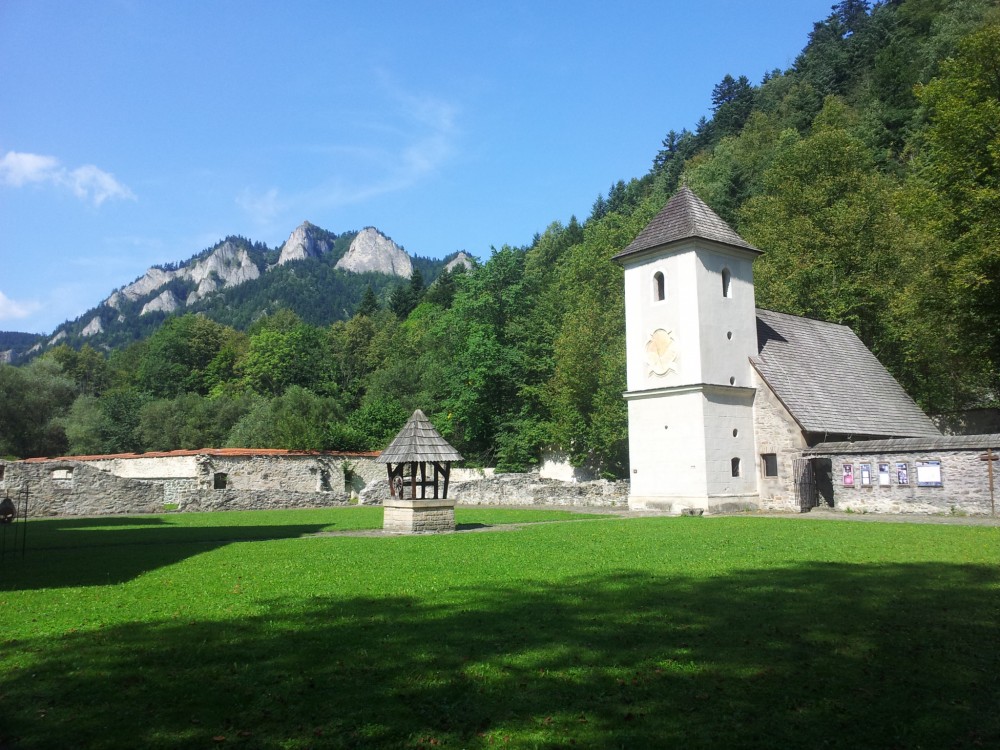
[445,251,474,272]
[81,316,103,337]
[335,228,412,278]
[106,241,261,311]
[140,289,179,316]
[276,221,332,265]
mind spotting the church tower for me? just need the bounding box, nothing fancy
[613,187,762,512]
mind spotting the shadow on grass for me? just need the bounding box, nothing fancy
[2,562,998,749]
[0,517,341,590]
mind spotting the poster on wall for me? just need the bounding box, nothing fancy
[860,463,872,486]
[915,460,943,487]
[878,463,891,486]
[843,463,854,486]
[896,463,909,485]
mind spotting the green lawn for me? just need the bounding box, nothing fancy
[1,508,998,749]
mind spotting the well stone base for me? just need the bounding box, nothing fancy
[383,497,456,533]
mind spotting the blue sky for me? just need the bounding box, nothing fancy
[1,0,835,335]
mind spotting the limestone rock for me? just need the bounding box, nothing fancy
[445,251,474,272]
[335,228,412,278]
[140,289,179,316]
[276,221,332,265]
[184,241,260,303]
[81,316,104,337]
[106,267,176,310]
[48,330,67,346]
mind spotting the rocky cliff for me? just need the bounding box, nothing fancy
[276,221,333,265]
[106,240,261,313]
[335,228,412,278]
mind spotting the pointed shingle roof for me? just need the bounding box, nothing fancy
[752,309,940,438]
[613,186,760,261]
[377,409,464,463]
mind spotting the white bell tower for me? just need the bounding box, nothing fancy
[614,187,762,513]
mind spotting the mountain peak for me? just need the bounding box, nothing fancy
[335,227,412,278]
[276,221,332,265]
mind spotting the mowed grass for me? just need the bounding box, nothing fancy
[1,509,998,749]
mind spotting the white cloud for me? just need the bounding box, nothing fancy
[236,186,283,223]
[0,150,136,206]
[237,82,460,226]
[0,290,41,321]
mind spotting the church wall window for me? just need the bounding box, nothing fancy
[761,453,778,477]
[722,267,732,298]
[731,457,741,477]
[213,472,228,490]
[653,271,665,302]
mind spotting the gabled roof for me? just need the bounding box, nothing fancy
[377,409,464,464]
[613,186,760,261]
[753,309,940,439]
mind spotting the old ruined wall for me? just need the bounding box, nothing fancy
[751,369,808,511]
[168,487,351,513]
[1,460,166,517]
[360,472,629,508]
[823,450,995,515]
[199,454,382,495]
[0,454,381,517]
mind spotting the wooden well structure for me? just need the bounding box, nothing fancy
[378,410,463,533]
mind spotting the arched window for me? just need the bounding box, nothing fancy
[731,457,741,477]
[653,271,665,302]
[722,267,732,298]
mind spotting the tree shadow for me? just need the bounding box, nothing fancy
[2,562,997,748]
[0,516,346,590]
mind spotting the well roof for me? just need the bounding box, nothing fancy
[613,185,760,261]
[753,308,940,439]
[377,409,463,464]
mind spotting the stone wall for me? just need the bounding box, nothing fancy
[751,368,809,511]
[821,450,996,515]
[383,499,456,533]
[0,457,363,517]
[1,461,167,517]
[361,472,629,508]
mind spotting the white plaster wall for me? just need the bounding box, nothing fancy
[623,250,702,390]
[703,388,758,497]
[451,467,496,482]
[90,455,200,480]
[695,247,758,389]
[627,388,708,500]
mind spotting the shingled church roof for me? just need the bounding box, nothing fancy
[753,309,940,439]
[377,409,464,464]
[613,185,761,261]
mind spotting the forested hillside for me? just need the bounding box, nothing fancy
[2,0,998,473]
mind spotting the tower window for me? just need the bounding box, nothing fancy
[762,454,778,477]
[653,271,665,302]
[731,457,741,477]
[722,267,732,298]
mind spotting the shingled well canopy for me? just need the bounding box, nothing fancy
[377,409,463,500]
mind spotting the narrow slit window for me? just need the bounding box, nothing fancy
[762,453,778,477]
[653,271,665,302]
[731,457,741,477]
[722,267,732,298]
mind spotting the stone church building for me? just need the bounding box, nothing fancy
[616,187,997,515]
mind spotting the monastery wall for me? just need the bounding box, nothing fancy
[821,449,996,516]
